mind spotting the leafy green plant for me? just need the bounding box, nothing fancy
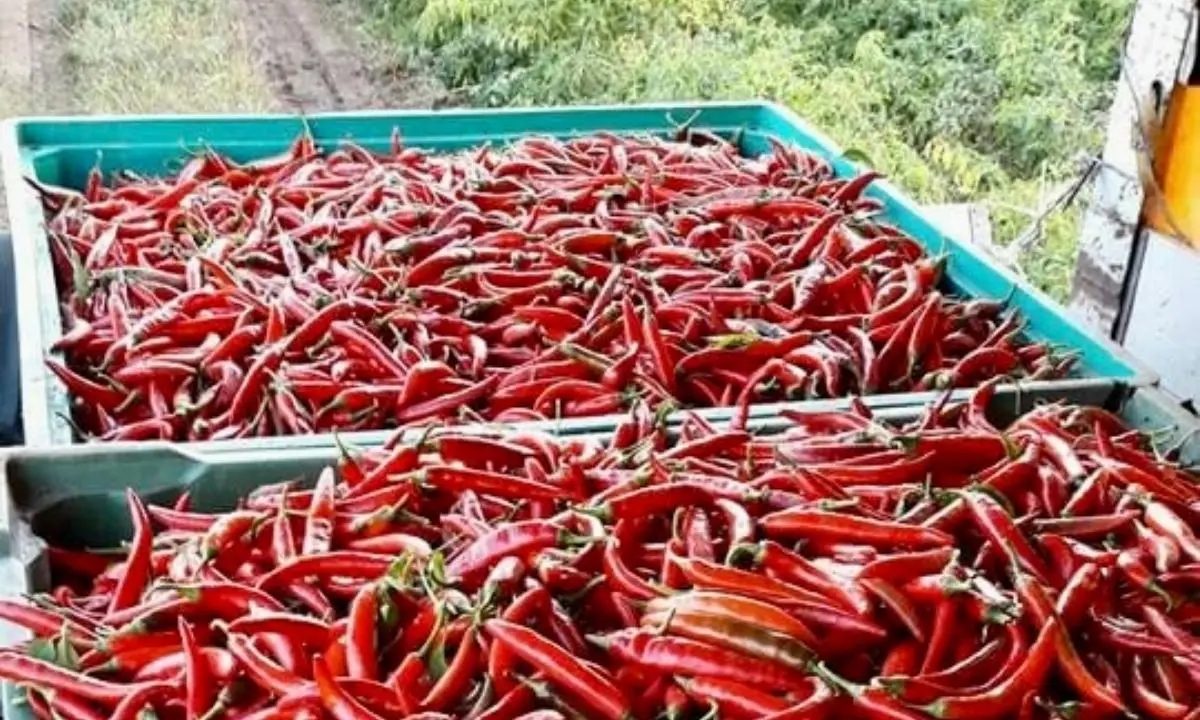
[359,0,1133,300]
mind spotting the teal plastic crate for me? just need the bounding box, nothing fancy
[0,101,1156,450]
[0,384,1196,718]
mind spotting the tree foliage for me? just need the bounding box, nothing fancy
[363,0,1133,299]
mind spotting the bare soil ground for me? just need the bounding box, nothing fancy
[237,0,447,112]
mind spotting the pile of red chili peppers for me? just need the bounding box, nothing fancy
[36,129,1070,441]
[0,383,1197,719]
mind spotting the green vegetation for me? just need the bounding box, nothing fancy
[60,0,272,114]
[361,0,1132,299]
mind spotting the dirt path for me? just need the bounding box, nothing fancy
[0,0,60,236]
[234,0,446,112]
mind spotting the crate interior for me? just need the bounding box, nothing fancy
[8,103,1145,447]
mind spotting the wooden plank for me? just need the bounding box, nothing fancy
[1067,0,1195,335]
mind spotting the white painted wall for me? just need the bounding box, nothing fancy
[1122,230,1200,401]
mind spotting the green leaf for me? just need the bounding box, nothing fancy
[54,627,80,670]
[386,551,415,585]
[840,147,875,167]
[426,636,449,680]
[27,638,57,664]
[427,551,447,587]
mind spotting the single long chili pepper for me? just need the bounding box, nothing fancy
[920,618,1059,719]
[592,630,812,692]
[756,678,834,720]
[226,613,332,648]
[419,627,480,712]
[45,357,126,408]
[961,490,1053,585]
[108,680,178,720]
[171,581,286,615]
[602,539,666,601]
[147,504,218,533]
[860,547,955,584]
[641,310,678,396]
[0,600,96,646]
[918,637,1006,688]
[676,676,789,719]
[224,632,312,698]
[348,442,422,498]
[178,618,212,720]
[761,507,954,548]
[421,464,566,501]
[256,552,394,590]
[396,375,498,425]
[345,583,380,681]
[109,489,153,614]
[1145,500,1200,562]
[488,586,550,698]
[1117,548,1172,601]
[34,688,107,720]
[474,686,535,720]
[0,652,156,706]
[861,577,927,642]
[675,556,830,608]
[642,607,815,671]
[1093,618,1182,655]
[660,431,750,461]
[919,598,958,674]
[199,509,262,561]
[732,539,871,614]
[1032,512,1138,538]
[448,520,565,589]
[302,468,337,556]
[385,652,428,715]
[1008,554,1129,714]
[486,619,631,720]
[1132,654,1192,720]
[1142,605,1200,659]
[647,591,819,650]
[589,482,728,522]
[313,653,386,720]
[435,434,536,473]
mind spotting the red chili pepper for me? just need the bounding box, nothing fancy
[962,490,1053,584]
[345,583,380,681]
[0,653,154,706]
[1008,556,1129,714]
[108,489,153,614]
[45,357,126,408]
[256,552,395,590]
[762,507,954,548]
[647,591,819,650]
[593,630,811,692]
[421,464,566,502]
[448,520,565,589]
[313,653,385,720]
[178,618,213,719]
[1145,500,1200,563]
[420,628,481,712]
[302,468,337,556]
[921,618,1059,719]
[486,619,631,720]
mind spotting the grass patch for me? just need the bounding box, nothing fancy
[59,0,273,114]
